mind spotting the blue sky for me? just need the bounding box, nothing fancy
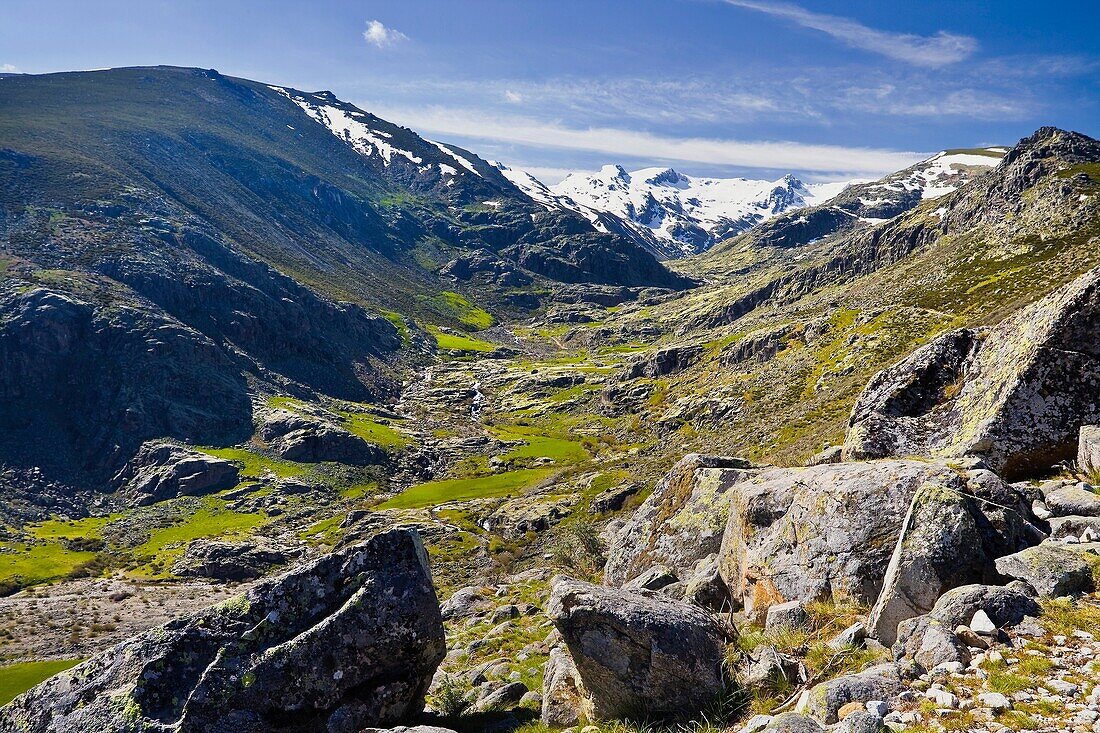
[3,0,1098,182]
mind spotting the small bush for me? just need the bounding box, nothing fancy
[428,674,473,719]
[548,519,605,579]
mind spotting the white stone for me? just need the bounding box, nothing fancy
[867,700,891,718]
[978,692,1013,712]
[742,714,772,733]
[926,688,959,708]
[1048,679,1081,696]
[970,609,998,635]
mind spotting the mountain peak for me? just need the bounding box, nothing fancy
[599,164,631,181]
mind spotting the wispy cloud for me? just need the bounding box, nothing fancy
[363,20,408,49]
[503,89,524,104]
[723,0,977,67]
[0,64,18,73]
[371,105,926,177]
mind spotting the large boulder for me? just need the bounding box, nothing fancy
[717,460,973,613]
[111,440,240,506]
[1,529,446,733]
[867,470,1034,644]
[1044,484,1100,516]
[994,542,1095,596]
[541,646,583,726]
[604,454,755,586]
[844,266,1100,479]
[801,664,906,724]
[1080,426,1100,474]
[547,576,731,722]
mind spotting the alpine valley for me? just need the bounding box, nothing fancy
[4,66,1100,733]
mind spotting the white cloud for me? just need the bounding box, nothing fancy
[504,89,524,104]
[1,64,18,73]
[372,105,926,177]
[724,0,977,67]
[363,20,408,49]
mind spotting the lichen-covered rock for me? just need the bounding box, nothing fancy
[1,529,446,733]
[764,712,825,733]
[835,710,886,733]
[844,266,1100,478]
[541,646,583,726]
[765,600,809,632]
[924,583,1040,629]
[1044,484,1100,517]
[868,470,1033,644]
[111,440,240,506]
[1048,515,1100,539]
[170,539,288,581]
[624,565,679,591]
[604,454,755,586]
[717,461,976,613]
[1080,426,1100,474]
[440,585,494,621]
[994,542,1095,596]
[801,664,906,724]
[894,583,1041,664]
[547,576,731,721]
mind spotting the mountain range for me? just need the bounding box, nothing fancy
[4,64,1100,730]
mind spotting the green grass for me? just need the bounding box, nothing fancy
[0,659,83,705]
[27,514,116,541]
[376,467,556,510]
[434,291,494,330]
[379,310,410,344]
[428,326,497,353]
[339,411,410,449]
[492,425,589,464]
[131,501,265,576]
[0,543,98,589]
[197,446,306,480]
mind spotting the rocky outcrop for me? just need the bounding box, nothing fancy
[604,454,754,586]
[1,529,446,733]
[260,410,384,465]
[844,266,1100,479]
[111,441,240,506]
[546,576,731,722]
[625,344,704,379]
[170,539,288,581]
[484,495,575,537]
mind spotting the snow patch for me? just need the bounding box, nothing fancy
[430,142,483,177]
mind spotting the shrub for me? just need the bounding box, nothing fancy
[428,673,473,719]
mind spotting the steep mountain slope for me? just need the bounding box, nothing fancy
[0,65,690,494]
[705,148,1003,256]
[549,165,848,257]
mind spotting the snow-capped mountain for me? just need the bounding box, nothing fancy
[742,148,1006,250]
[546,165,851,256]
